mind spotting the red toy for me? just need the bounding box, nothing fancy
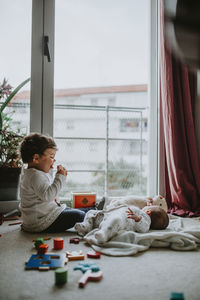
[71,192,96,208]
[8,221,22,226]
[78,269,103,288]
[87,251,101,259]
[38,244,49,254]
[70,237,80,244]
[53,238,64,250]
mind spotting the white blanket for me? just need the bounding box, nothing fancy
[83,215,200,256]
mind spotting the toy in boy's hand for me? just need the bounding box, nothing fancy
[57,165,67,176]
[106,195,168,212]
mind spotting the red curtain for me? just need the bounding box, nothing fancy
[160,1,200,216]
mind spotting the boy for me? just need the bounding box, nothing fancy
[19,133,86,233]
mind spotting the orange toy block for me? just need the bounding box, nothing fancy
[38,244,49,254]
[66,250,85,261]
[71,192,96,208]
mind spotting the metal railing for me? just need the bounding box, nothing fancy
[54,104,147,197]
[3,101,148,197]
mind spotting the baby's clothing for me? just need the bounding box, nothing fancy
[75,205,151,243]
[20,168,66,232]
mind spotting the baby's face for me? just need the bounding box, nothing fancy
[142,205,154,214]
[142,205,165,217]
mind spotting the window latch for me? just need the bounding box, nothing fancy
[44,36,51,62]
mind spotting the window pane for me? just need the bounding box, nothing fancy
[0,0,31,134]
[54,0,149,200]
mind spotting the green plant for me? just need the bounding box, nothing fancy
[0,78,30,130]
[0,78,30,167]
[0,127,24,167]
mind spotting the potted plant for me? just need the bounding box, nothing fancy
[0,78,30,202]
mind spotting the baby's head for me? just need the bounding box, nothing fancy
[19,133,57,172]
[143,205,169,230]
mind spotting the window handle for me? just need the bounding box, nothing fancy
[44,36,51,62]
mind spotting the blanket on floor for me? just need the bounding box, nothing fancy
[83,215,200,256]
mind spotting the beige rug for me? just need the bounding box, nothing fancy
[1,218,200,300]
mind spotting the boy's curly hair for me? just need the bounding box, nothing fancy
[19,133,57,163]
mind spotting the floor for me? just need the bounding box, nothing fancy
[1,217,200,300]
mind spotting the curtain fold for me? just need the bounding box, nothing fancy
[160,0,200,216]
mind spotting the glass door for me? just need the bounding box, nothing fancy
[54,0,151,201]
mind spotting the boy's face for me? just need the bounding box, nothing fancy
[34,148,56,173]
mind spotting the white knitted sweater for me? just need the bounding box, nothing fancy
[19,168,66,232]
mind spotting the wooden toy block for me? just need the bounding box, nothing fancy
[55,267,68,285]
[32,237,51,242]
[25,254,68,270]
[69,237,80,244]
[53,238,64,250]
[0,209,20,225]
[170,292,184,300]
[8,221,22,226]
[34,238,45,250]
[37,244,49,254]
[71,192,96,208]
[78,270,103,288]
[74,262,100,273]
[87,251,101,259]
[66,250,85,261]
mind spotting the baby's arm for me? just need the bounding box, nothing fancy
[126,207,151,233]
[126,207,142,222]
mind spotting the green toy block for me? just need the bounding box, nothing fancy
[55,267,68,285]
[34,237,45,249]
[170,292,184,300]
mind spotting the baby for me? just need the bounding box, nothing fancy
[75,205,169,243]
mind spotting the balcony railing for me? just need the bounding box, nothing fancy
[54,104,148,199]
[3,101,148,200]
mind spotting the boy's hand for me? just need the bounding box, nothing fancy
[57,165,67,176]
[126,207,142,222]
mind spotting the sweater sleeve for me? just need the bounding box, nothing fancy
[30,171,66,202]
[133,209,151,233]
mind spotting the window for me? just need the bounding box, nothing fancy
[31,0,159,200]
[0,0,31,134]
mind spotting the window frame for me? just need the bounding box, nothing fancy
[31,0,160,196]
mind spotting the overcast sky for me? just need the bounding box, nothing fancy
[0,0,149,90]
